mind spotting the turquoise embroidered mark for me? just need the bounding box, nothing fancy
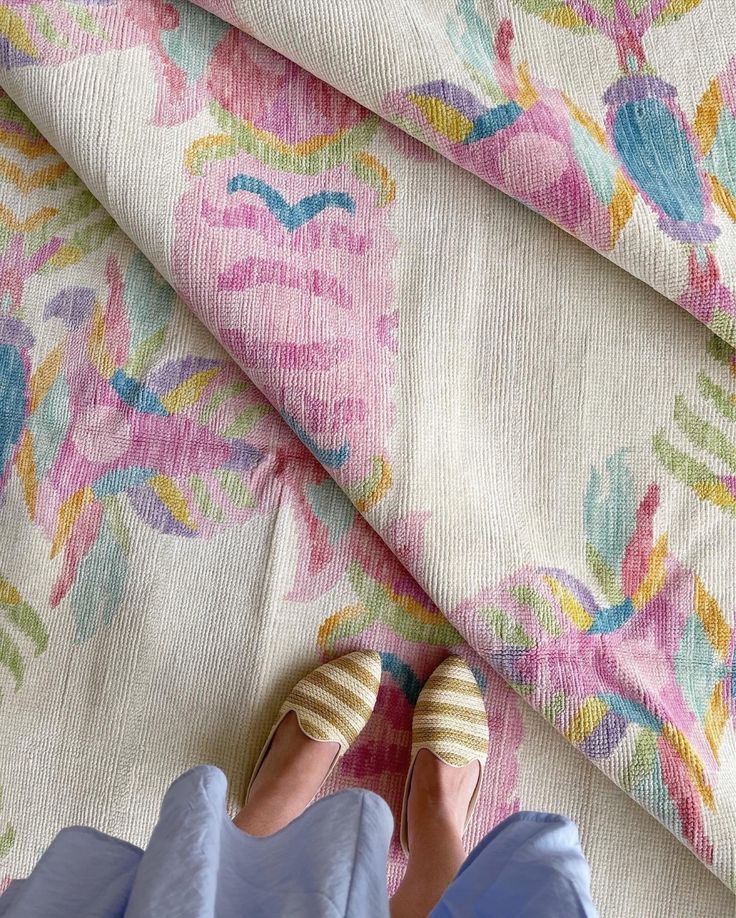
[283,412,350,469]
[380,652,422,705]
[227,174,356,231]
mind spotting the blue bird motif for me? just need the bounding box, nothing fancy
[604,75,719,244]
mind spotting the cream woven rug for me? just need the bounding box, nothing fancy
[1,2,736,914]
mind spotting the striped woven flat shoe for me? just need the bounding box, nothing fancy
[245,650,382,803]
[400,655,489,854]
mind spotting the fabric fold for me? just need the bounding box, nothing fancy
[0,0,735,897]
[187,0,736,350]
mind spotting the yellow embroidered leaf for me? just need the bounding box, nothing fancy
[16,429,37,517]
[661,722,714,809]
[694,575,731,660]
[30,344,63,413]
[50,488,94,558]
[88,301,115,378]
[160,368,220,413]
[149,476,197,531]
[0,6,37,58]
[704,683,728,761]
[694,78,721,156]
[565,697,608,744]
[0,578,21,606]
[406,93,473,143]
[544,575,594,631]
[631,534,667,609]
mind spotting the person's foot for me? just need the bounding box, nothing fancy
[405,748,480,849]
[233,712,339,836]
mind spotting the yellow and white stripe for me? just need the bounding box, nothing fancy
[401,656,489,853]
[279,651,382,751]
[246,651,382,803]
[411,657,489,767]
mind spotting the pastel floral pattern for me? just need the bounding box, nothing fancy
[655,334,736,516]
[455,451,735,864]
[172,39,399,494]
[384,0,736,346]
[0,93,397,641]
[317,561,523,871]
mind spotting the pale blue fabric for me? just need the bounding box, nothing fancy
[0,765,597,917]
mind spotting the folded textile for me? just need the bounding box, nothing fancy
[0,0,735,908]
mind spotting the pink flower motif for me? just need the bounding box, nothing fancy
[173,146,398,488]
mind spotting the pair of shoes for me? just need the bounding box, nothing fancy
[246,652,489,853]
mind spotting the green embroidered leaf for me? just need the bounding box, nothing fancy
[0,626,24,690]
[622,727,658,792]
[215,470,255,508]
[45,215,117,269]
[25,188,97,254]
[510,0,594,29]
[319,604,380,655]
[584,543,625,606]
[0,783,14,859]
[190,475,225,523]
[0,96,37,133]
[0,822,15,859]
[101,495,132,556]
[653,430,716,486]
[706,332,736,367]
[205,103,379,177]
[125,328,167,379]
[674,394,736,472]
[509,585,561,636]
[652,0,702,26]
[62,1,110,39]
[0,581,48,694]
[540,690,567,723]
[511,0,700,31]
[222,404,270,439]
[30,3,68,45]
[711,310,736,351]
[198,380,251,425]
[0,601,47,656]
[478,606,535,648]
[348,563,463,646]
[697,373,736,423]
[652,431,736,516]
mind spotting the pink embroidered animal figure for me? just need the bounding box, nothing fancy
[384,11,633,252]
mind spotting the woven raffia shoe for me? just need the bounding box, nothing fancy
[245,650,383,803]
[400,655,489,854]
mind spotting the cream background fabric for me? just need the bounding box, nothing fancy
[0,1,735,911]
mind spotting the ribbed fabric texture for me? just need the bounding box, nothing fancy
[0,1,735,914]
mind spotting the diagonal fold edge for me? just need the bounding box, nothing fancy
[0,0,735,893]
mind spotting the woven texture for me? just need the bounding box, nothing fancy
[0,1,735,914]
[275,651,382,750]
[410,656,489,769]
